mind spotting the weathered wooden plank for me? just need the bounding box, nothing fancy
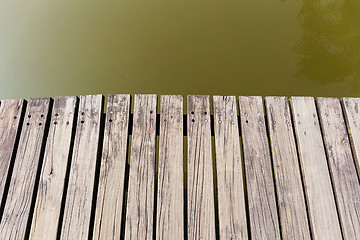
[125,94,157,240]
[342,97,360,179]
[0,99,25,201]
[213,96,248,240]
[265,96,311,240]
[93,94,131,240]
[238,96,281,240]
[317,97,360,239]
[156,95,183,240]
[187,95,216,239]
[290,97,342,240]
[29,96,78,239]
[60,95,103,239]
[0,98,51,240]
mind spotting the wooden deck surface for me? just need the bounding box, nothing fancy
[0,94,359,240]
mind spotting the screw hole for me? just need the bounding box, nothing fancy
[81,120,84,124]
[13,116,17,119]
[192,119,195,123]
[204,112,207,115]
[150,110,153,114]
[54,121,58,125]
[191,111,194,114]
[28,115,31,118]
[26,122,30,126]
[41,114,44,117]
[81,112,85,115]
[109,119,113,122]
[246,120,248,123]
[66,122,69,125]
[39,123,42,126]
[55,113,59,117]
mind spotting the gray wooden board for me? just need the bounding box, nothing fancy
[290,97,342,240]
[156,95,184,240]
[187,95,216,239]
[342,97,360,179]
[93,94,131,240]
[0,99,25,202]
[213,96,248,240]
[60,95,103,239]
[238,96,281,240]
[0,98,51,240]
[317,97,360,239]
[29,96,78,239]
[265,96,311,240]
[125,94,157,240]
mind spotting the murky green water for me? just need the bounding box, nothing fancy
[0,0,359,99]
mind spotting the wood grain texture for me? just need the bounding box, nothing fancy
[0,98,51,240]
[125,94,157,240]
[60,95,103,240]
[265,96,311,240]
[156,95,183,240]
[317,97,360,239]
[29,96,78,239]
[93,94,131,240]
[187,95,216,240]
[290,97,342,240]
[238,96,281,240]
[342,97,360,179]
[213,96,248,240]
[0,99,25,201]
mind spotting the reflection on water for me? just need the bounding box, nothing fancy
[0,0,359,99]
[295,0,360,93]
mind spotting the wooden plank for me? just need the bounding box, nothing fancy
[0,98,51,240]
[0,99,25,201]
[29,96,78,239]
[238,96,281,240]
[342,97,360,179]
[213,96,248,240]
[265,96,311,240]
[125,94,157,240]
[156,95,184,240]
[93,94,131,239]
[290,97,342,240]
[60,94,103,239]
[187,95,216,239]
[317,97,360,239]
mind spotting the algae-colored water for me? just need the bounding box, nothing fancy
[0,0,359,99]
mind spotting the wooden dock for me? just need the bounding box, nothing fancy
[0,94,359,240]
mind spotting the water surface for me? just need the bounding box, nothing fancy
[0,0,359,99]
